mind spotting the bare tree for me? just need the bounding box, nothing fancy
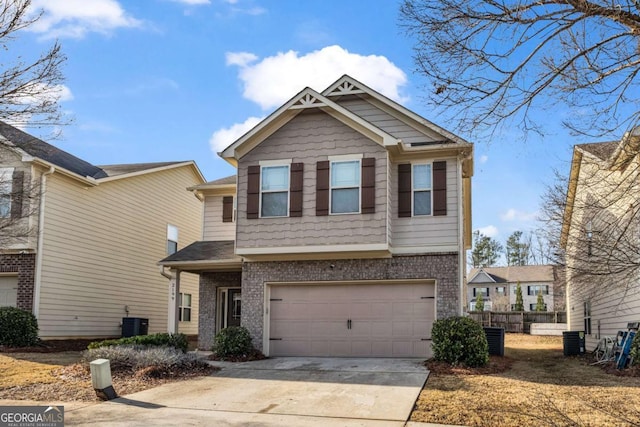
[0,166,39,247]
[0,0,67,129]
[399,0,640,138]
[540,143,640,302]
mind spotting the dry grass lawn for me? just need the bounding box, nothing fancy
[412,334,640,427]
[0,352,82,389]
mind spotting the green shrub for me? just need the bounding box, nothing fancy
[88,333,188,352]
[84,345,208,375]
[212,326,254,358]
[0,307,39,347]
[431,316,489,367]
[630,332,640,363]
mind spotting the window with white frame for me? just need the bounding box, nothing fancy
[179,293,191,322]
[0,168,13,218]
[528,285,549,296]
[412,164,432,216]
[261,165,289,217]
[167,224,178,255]
[473,287,489,297]
[330,160,360,214]
[496,286,506,296]
[584,301,592,334]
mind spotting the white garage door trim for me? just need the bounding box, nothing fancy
[263,279,437,357]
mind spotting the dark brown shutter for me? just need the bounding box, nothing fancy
[290,163,303,217]
[398,164,412,217]
[433,160,447,216]
[316,161,329,216]
[10,170,24,219]
[361,157,375,214]
[222,196,234,222]
[246,165,260,219]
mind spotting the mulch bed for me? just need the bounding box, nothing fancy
[208,349,267,362]
[425,355,514,376]
[0,339,104,353]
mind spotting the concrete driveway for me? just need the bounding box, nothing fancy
[65,357,429,426]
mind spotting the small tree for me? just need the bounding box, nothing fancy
[475,293,484,312]
[535,292,546,312]
[514,282,524,312]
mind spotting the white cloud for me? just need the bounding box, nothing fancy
[226,45,408,110]
[209,116,264,153]
[477,225,499,238]
[479,155,488,164]
[500,208,538,222]
[29,0,141,39]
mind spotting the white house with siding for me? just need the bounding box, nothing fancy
[561,134,640,351]
[0,122,204,338]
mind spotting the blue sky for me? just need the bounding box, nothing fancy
[18,0,590,250]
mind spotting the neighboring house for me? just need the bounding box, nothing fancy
[467,265,561,312]
[561,134,640,350]
[159,75,474,357]
[0,121,204,338]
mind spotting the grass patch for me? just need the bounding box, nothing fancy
[412,334,640,427]
[0,352,82,388]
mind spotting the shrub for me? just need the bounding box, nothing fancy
[212,326,254,358]
[630,332,640,363]
[88,333,188,352]
[431,316,489,367]
[84,345,208,376]
[0,307,39,347]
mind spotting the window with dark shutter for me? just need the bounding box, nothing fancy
[10,170,24,219]
[246,165,260,219]
[433,161,447,216]
[398,164,412,217]
[290,163,303,217]
[222,196,234,222]
[316,161,329,216]
[361,158,375,214]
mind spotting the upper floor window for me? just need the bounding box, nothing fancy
[413,164,432,216]
[0,168,12,218]
[473,287,489,297]
[167,224,178,255]
[261,165,289,217]
[330,160,360,214]
[496,286,506,296]
[528,285,549,296]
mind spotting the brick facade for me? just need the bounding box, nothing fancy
[0,253,36,311]
[198,271,241,350]
[240,254,459,350]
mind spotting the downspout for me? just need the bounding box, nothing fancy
[32,166,55,318]
[159,265,172,279]
[458,156,466,316]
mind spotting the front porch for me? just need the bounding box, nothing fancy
[158,240,242,350]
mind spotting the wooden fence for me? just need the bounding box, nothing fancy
[468,311,567,333]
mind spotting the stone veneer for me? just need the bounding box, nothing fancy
[198,271,241,350]
[241,254,459,350]
[0,253,36,311]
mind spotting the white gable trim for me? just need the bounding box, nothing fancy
[219,87,400,166]
[323,75,470,146]
[467,268,497,284]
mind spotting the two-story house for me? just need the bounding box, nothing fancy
[467,265,562,312]
[0,121,204,338]
[561,133,640,350]
[160,75,473,357]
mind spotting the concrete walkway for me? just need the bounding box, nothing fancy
[64,357,432,426]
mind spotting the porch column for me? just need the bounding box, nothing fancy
[168,268,181,334]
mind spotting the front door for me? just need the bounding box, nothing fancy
[218,287,242,331]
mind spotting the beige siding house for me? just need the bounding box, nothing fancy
[467,265,563,312]
[561,134,640,350]
[160,75,474,358]
[0,122,204,338]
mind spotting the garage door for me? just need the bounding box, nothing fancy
[268,282,435,357]
[0,276,18,307]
